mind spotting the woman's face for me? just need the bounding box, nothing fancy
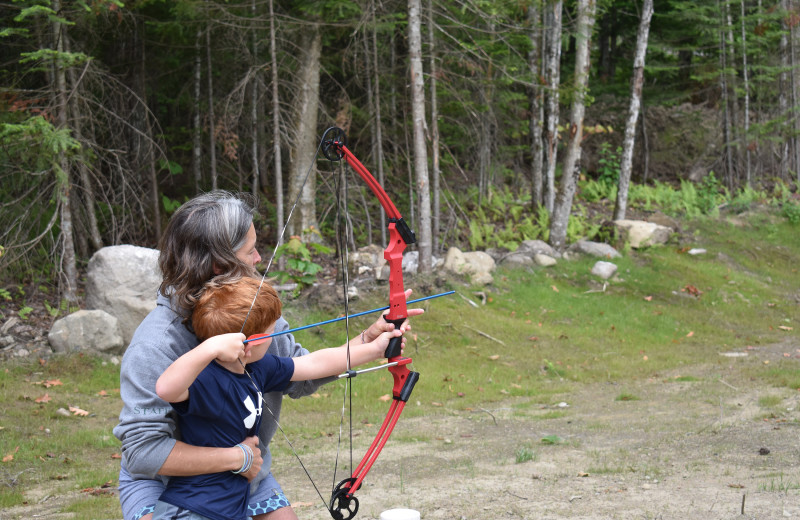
[235,224,261,267]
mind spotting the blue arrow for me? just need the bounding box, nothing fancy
[244,290,455,344]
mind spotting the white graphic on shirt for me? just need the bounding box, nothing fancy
[242,393,263,429]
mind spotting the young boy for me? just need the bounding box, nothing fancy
[152,276,403,520]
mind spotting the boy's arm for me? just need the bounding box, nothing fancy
[156,332,246,402]
[291,329,401,381]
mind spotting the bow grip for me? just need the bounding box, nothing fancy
[383,316,405,358]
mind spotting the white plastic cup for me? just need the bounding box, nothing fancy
[380,509,421,520]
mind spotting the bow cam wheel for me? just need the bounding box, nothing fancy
[321,127,347,161]
[329,478,360,520]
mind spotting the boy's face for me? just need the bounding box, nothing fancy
[246,322,276,363]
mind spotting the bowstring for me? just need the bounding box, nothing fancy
[235,134,333,514]
[331,159,354,497]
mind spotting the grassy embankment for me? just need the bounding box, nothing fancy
[0,212,798,518]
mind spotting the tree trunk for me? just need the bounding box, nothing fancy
[718,0,735,188]
[428,0,441,253]
[64,35,103,251]
[206,19,218,191]
[614,0,653,221]
[268,0,285,261]
[51,0,78,303]
[528,0,545,210]
[740,0,751,186]
[193,28,203,193]
[549,0,596,250]
[250,0,260,196]
[363,26,376,246]
[408,0,432,272]
[544,0,563,214]
[371,1,387,247]
[725,3,740,188]
[780,0,790,181]
[790,0,800,182]
[287,26,322,238]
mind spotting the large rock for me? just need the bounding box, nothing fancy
[614,219,673,248]
[85,245,161,345]
[565,240,621,259]
[517,239,561,259]
[591,261,618,280]
[444,247,495,285]
[48,310,124,354]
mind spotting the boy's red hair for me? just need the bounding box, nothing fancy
[192,276,282,340]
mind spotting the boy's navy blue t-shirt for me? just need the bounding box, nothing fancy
[158,354,295,520]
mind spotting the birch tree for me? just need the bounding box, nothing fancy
[614,0,654,221]
[287,26,322,238]
[528,0,545,210]
[408,0,432,272]
[549,0,596,250]
[543,0,563,213]
[428,0,441,253]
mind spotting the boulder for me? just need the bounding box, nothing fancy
[85,245,161,345]
[614,219,672,248]
[565,240,621,259]
[443,247,496,285]
[591,261,618,280]
[48,309,124,354]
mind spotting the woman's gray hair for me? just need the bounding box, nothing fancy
[158,190,259,314]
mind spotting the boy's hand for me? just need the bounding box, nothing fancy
[370,329,404,360]
[206,332,247,363]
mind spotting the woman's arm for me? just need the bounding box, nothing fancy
[158,435,261,479]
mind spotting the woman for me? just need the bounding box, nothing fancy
[114,191,421,520]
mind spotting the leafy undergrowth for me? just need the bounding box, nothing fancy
[0,210,798,518]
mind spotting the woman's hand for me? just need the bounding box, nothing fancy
[238,435,263,481]
[362,289,425,343]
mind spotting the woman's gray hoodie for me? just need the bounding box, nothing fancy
[113,291,327,486]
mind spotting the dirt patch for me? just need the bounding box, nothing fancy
[276,347,799,520]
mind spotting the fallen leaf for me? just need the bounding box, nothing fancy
[682,285,702,297]
[551,285,559,293]
[488,355,500,360]
[43,379,63,388]
[643,296,653,301]
[778,325,793,331]
[3,446,19,462]
[111,453,122,459]
[69,406,89,416]
[97,390,108,397]
[686,331,694,337]
[378,394,391,402]
[35,393,51,403]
